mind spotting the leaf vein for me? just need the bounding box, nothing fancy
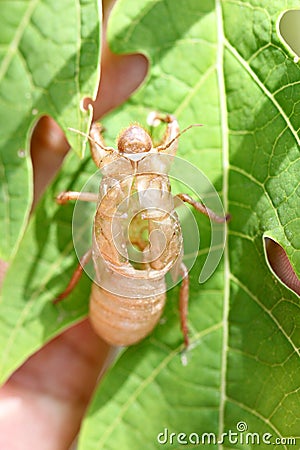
[97,322,222,447]
[230,275,300,358]
[225,39,300,146]
[0,0,39,83]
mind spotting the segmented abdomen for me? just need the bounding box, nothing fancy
[89,283,166,346]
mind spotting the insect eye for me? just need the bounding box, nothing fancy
[117,126,152,154]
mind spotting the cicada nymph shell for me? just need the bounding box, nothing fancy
[90,152,183,346]
[55,113,228,349]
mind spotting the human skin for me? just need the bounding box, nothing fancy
[0,1,147,449]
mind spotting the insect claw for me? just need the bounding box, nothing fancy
[147,111,162,127]
[53,292,67,304]
[147,111,175,127]
[56,192,69,204]
[180,349,188,366]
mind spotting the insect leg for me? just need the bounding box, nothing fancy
[68,123,115,168]
[149,112,202,154]
[89,123,115,168]
[175,193,230,223]
[56,191,98,204]
[179,262,189,349]
[148,112,180,155]
[53,249,92,304]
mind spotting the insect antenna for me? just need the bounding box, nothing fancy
[68,127,114,153]
[157,123,203,151]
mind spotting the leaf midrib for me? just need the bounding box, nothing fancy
[216,0,230,442]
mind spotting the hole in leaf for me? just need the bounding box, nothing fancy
[83,52,149,120]
[278,9,300,62]
[30,116,69,208]
[82,0,149,119]
[264,238,300,296]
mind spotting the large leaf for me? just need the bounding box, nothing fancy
[1,0,300,449]
[0,0,101,260]
[78,1,300,448]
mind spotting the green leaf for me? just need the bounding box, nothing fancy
[78,1,300,448]
[1,0,300,449]
[0,150,95,381]
[0,0,101,260]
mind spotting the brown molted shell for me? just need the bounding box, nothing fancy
[117,125,152,154]
[89,283,166,346]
